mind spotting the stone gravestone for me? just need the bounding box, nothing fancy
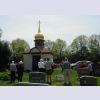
[15,82,49,86]
[55,75,64,81]
[80,75,97,86]
[77,68,90,78]
[29,72,46,83]
[92,64,100,76]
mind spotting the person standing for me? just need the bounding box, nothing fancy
[17,61,24,82]
[62,58,71,85]
[87,62,93,76]
[61,59,65,73]
[45,58,52,83]
[10,61,16,82]
[38,59,45,72]
[51,59,54,72]
[43,58,47,65]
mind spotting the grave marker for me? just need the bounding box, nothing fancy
[77,68,90,78]
[55,75,64,81]
[80,75,97,86]
[29,72,46,83]
[15,82,49,86]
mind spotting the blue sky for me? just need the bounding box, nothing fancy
[0,15,100,48]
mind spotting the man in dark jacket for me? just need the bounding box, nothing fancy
[17,61,24,82]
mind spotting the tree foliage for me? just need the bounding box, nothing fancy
[44,40,60,60]
[56,38,67,61]
[44,40,54,51]
[44,39,67,61]
[0,41,11,71]
[71,35,88,53]
[88,34,100,60]
[0,28,3,39]
[10,38,30,62]
[70,35,89,61]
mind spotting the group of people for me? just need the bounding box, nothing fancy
[10,61,24,83]
[38,58,54,83]
[9,58,93,85]
[9,58,54,83]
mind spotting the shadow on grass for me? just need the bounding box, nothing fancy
[6,82,14,84]
[63,83,72,86]
[94,75,100,77]
[46,82,52,85]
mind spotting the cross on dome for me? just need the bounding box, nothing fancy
[37,20,41,33]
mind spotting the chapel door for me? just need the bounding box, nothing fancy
[32,55,40,71]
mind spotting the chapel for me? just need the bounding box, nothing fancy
[23,21,53,71]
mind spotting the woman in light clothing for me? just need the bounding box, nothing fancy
[45,58,52,83]
[38,59,45,72]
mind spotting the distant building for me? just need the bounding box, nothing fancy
[23,21,53,71]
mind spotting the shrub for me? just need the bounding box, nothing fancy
[0,69,10,81]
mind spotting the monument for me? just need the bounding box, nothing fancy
[80,75,97,86]
[77,67,90,78]
[29,72,46,83]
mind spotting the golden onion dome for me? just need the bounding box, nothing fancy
[35,32,44,40]
[34,20,44,40]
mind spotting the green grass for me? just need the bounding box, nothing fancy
[0,67,100,86]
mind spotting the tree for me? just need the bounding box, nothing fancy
[56,38,67,61]
[0,40,11,71]
[44,40,54,51]
[0,28,3,40]
[62,46,73,62]
[10,38,30,62]
[45,39,67,61]
[70,35,89,61]
[51,41,60,60]
[88,34,100,61]
[44,40,59,60]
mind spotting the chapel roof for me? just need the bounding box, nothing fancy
[23,47,53,54]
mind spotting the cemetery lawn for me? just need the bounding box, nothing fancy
[0,67,100,86]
